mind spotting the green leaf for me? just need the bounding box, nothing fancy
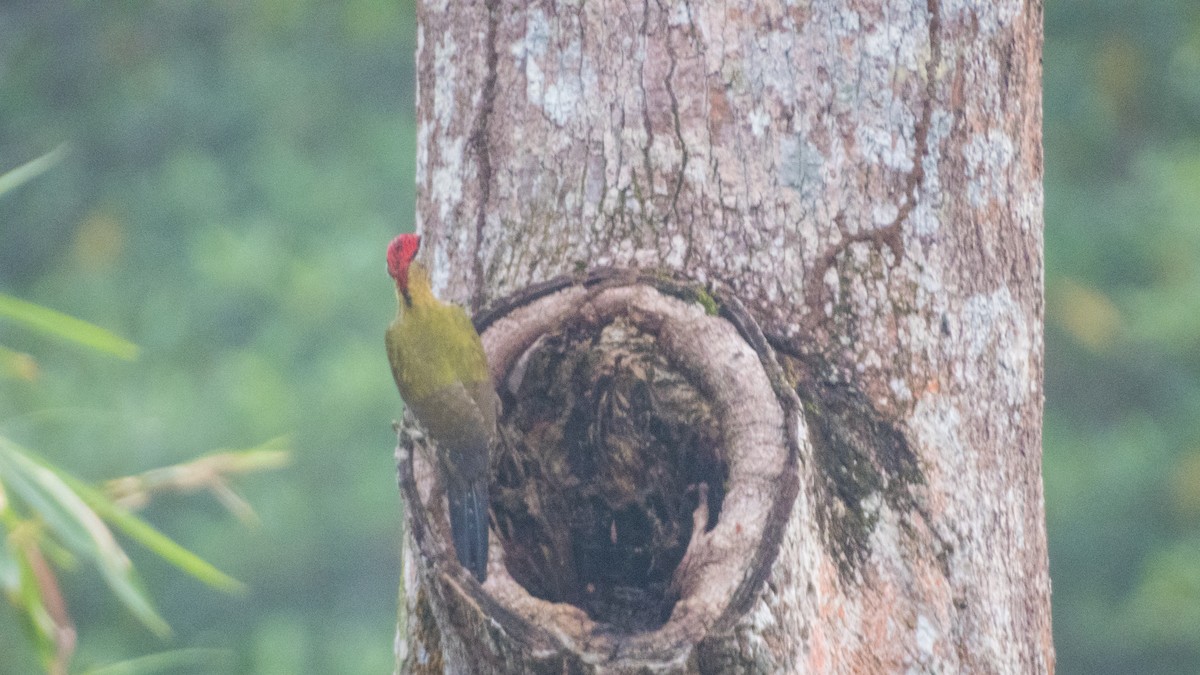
[0,293,139,360]
[0,441,95,555]
[0,144,67,198]
[9,538,58,668]
[63,471,245,594]
[83,648,234,675]
[0,439,170,636]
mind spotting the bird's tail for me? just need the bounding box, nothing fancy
[447,477,489,582]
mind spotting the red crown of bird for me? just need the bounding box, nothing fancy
[387,233,421,293]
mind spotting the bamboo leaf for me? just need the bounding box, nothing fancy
[7,526,59,668]
[0,144,67,198]
[83,648,234,675]
[58,468,245,594]
[0,442,95,555]
[0,292,138,360]
[0,439,170,635]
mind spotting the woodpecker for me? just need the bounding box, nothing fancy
[385,234,497,581]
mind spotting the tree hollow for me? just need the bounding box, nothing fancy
[397,271,801,669]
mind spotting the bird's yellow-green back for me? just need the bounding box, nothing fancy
[385,262,496,439]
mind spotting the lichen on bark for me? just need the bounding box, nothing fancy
[788,355,928,580]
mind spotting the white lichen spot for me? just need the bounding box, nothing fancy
[909,396,967,490]
[861,349,883,371]
[430,241,451,294]
[917,264,942,299]
[873,202,900,228]
[749,107,771,138]
[910,197,941,239]
[513,8,591,127]
[523,55,546,106]
[960,287,1033,408]
[649,138,684,186]
[861,491,883,518]
[514,10,550,107]
[430,136,465,223]
[728,250,751,276]
[780,135,826,200]
[856,121,915,172]
[861,9,923,72]
[927,108,953,160]
[684,144,712,186]
[943,0,1022,36]
[542,71,587,126]
[963,130,1015,207]
[889,377,913,402]
[831,4,862,34]
[665,234,687,268]
[513,7,549,59]
[823,265,840,302]
[1017,182,1043,232]
[433,34,459,131]
[415,123,431,188]
[916,613,938,655]
[614,238,636,263]
[909,109,952,237]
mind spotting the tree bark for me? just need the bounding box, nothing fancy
[399,0,1050,672]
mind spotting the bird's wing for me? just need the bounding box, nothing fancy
[443,305,491,385]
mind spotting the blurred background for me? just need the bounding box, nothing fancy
[1,2,413,673]
[1044,3,1200,674]
[0,1,1196,673]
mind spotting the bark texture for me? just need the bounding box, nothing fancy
[401,0,1050,672]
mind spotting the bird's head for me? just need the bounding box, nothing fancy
[387,233,421,303]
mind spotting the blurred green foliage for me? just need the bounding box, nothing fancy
[2,0,1197,672]
[1,1,415,672]
[1045,2,1200,673]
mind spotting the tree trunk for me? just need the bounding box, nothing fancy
[397,0,1051,672]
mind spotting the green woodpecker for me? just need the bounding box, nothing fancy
[385,234,497,582]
